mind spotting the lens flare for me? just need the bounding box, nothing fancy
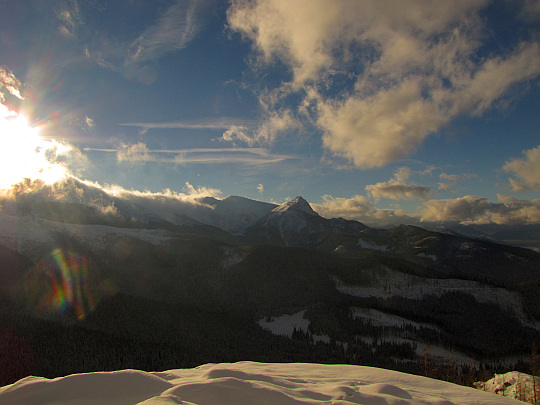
[0,103,71,190]
[25,249,98,321]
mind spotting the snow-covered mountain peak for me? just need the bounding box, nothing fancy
[272,196,318,216]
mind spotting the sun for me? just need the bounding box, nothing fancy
[0,103,71,191]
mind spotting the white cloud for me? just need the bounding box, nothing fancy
[255,108,299,144]
[366,180,431,201]
[57,2,81,38]
[120,117,285,147]
[311,194,416,227]
[437,172,474,191]
[126,0,201,65]
[228,0,540,168]
[117,142,151,163]
[490,194,540,224]
[0,65,24,101]
[503,144,540,191]
[365,167,431,201]
[314,192,540,226]
[220,125,253,145]
[79,1,205,82]
[98,181,222,203]
[85,116,95,128]
[419,194,540,225]
[86,144,294,166]
[420,195,492,223]
[319,78,446,167]
[55,145,90,178]
[119,117,257,131]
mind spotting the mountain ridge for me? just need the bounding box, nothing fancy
[1,179,540,386]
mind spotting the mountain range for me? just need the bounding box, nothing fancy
[0,177,539,386]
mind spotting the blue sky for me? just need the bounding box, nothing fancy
[1,0,540,228]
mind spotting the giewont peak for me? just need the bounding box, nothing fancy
[272,196,318,216]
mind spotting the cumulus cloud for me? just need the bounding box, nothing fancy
[117,142,151,163]
[318,78,446,168]
[0,66,24,101]
[419,194,540,225]
[215,108,300,146]
[490,194,540,224]
[503,144,540,191]
[311,194,416,227]
[220,125,253,145]
[420,195,492,223]
[366,180,431,201]
[365,167,431,201]
[438,172,474,191]
[314,189,540,227]
[228,0,540,168]
[255,108,299,144]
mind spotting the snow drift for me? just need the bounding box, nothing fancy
[0,361,522,405]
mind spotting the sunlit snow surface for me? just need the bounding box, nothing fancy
[0,362,522,405]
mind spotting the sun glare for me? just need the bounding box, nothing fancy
[0,103,70,190]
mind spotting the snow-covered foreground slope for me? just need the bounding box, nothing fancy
[0,362,522,405]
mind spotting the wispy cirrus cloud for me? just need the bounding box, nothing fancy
[84,143,294,165]
[228,0,540,168]
[126,0,202,66]
[79,1,207,83]
[119,115,296,146]
[56,1,81,38]
[119,117,257,131]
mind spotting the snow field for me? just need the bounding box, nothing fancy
[0,361,524,405]
[258,310,331,344]
[333,267,532,328]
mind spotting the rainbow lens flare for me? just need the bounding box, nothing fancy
[25,249,98,321]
